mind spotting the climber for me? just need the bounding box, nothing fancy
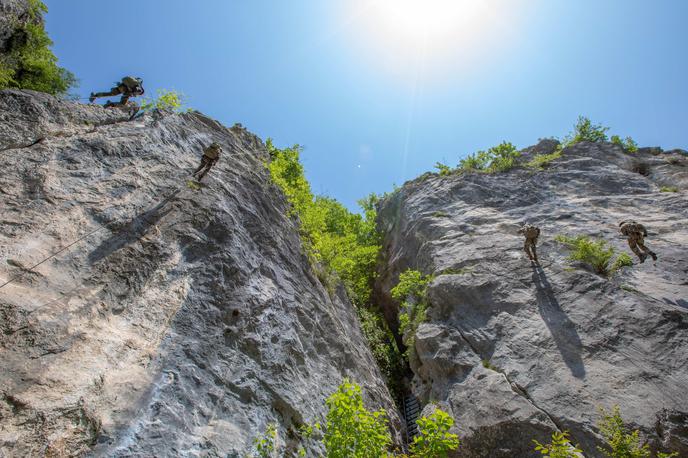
[192,142,222,182]
[518,224,540,263]
[89,76,145,106]
[619,220,657,263]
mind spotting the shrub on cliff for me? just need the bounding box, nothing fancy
[533,431,582,458]
[561,117,638,154]
[0,0,77,96]
[253,423,277,458]
[324,380,391,458]
[410,409,460,458]
[459,141,521,174]
[391,269,433,358]
[555,235,632,276]
[290,380,460,458]
[526,147,563,169]
[140,89,188,112]
[596,406,680,458]
[611,135,639,153]
[267,140,404,395]
[562,116,609,147]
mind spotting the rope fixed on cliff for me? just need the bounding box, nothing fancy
[0,185,184,291]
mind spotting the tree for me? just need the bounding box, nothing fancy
[410,409,460,458]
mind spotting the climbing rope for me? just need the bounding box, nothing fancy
[0,184,184,291]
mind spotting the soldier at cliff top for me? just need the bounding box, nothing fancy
[89,76,144,106]
[192,142,222,182]
[518,224,540,263]
[619,220,657,263]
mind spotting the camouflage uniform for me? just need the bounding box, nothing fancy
[619,221,657,263]
[90,77,144,106]
[518,224,540,263]
[192,142,222,182]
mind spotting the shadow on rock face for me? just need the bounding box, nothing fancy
[88,189,180,264]
[531,265,586,379]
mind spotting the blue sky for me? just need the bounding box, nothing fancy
[45,0,688,210]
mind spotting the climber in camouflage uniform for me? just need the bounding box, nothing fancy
[619,220,657,263]
[192,142,222,182]
[518,224,541,263]
[89,76,145,106]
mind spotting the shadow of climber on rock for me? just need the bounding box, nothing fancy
[88,190,180,264]
[531,264,586,379]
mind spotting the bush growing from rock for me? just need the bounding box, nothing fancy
[434,162,452,176]
[555,235,632,276]
[391,269,433,358]
[140,89,188,112]
[610,252,633,273]
[324,380,391,458]
[253,423,277,458]
[410,409,460,458]
[459,142,521,173]
[660,186,678,193]
[533,431,582,458]
[526,147,563,169]
[597,406,651,458]
[611,135,639,153]
[563,116,609,147]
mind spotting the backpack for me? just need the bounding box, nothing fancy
[120,76,143,94]
[204,143,221,160]
[522,225,540,238]
[621,221,645,236]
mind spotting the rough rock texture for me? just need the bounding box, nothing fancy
[0,0,30,55]
[0,90,399,457]
[376,140,688,457]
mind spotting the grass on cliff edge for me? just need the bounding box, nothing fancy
[428,116,639,180]
[0,0,77,96]
[266,140,405,399]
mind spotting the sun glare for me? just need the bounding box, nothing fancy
[347,0,518,78]
[374,0,485,44]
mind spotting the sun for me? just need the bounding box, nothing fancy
[346,0,517,78]
[372,0,486,45]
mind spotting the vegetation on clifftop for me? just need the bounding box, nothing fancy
[0,0,76,96]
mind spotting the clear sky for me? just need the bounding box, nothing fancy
[44,0,688,210]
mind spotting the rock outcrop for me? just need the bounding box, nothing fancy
[376,141,688,457]
[0,0,31,55]
[0,90,399,456]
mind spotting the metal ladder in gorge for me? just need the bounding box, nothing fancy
[402,394,421,448]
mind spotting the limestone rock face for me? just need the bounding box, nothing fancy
[0,0,31,54]
[0,90,399,457]
[376,141,688,457]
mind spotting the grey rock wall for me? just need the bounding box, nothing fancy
[0,0,31,54]
[0,90,399,457]
[376,140,688,457]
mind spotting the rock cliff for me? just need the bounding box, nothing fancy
[0,0,31,56]
[376,140,688,456]
[0,90,399,456]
